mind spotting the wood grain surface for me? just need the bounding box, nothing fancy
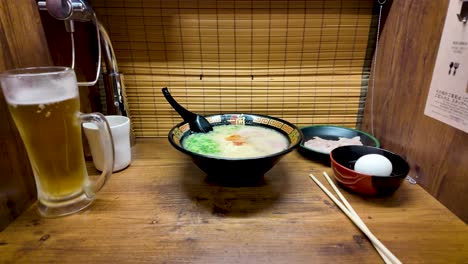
[362,0,468,222]
[0,0,52,231]
[0,138,466,263]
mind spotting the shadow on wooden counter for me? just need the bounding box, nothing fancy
[179,161,292,217]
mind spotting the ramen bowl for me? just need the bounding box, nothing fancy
[299,125,380,165]
[330,145,410,196]
[168,113,303,184]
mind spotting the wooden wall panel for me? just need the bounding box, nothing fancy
[362,0,468,222]
[0,0,52,230]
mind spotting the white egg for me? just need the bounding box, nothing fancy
[354,154,393,176]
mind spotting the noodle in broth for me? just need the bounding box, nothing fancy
[183,125,289,158]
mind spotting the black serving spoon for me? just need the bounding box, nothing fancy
[162,87,213,133]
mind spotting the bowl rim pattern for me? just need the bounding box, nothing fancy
[168,113,303,161]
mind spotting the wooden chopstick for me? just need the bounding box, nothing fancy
[309,173,402,264]
[320,172,392,264]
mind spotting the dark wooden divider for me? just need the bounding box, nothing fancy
[362,0,468,222]
[0,0,52,230]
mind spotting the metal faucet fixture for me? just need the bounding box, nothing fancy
[38,0,127,116]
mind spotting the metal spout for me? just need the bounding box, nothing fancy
[99,23,127,116]
[38,0,128,116]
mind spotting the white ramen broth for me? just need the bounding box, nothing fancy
[183,125,289,158]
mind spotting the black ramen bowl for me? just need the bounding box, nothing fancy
[298,125,380,165]
[168,113,303,184]
[330,145,410,196]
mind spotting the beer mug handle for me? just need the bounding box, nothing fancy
[80,113,114,196]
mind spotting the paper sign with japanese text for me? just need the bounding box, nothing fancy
[424,0,468,133]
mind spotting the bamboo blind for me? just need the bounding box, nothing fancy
[93,0,377,137]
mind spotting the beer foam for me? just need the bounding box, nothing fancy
[4,78,78,106]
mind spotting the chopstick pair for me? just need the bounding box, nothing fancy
[309,172,401,264]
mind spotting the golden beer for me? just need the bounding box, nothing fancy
[1,66,114,217]
[8,96,86,199]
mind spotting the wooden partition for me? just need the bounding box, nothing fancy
[0,0,52,230]
[362,0,468,222]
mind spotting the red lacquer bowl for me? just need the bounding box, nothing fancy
[330,146,410,196]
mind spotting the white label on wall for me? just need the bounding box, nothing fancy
[424,0,468,133]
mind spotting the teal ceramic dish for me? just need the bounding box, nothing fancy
[298,125,380,165]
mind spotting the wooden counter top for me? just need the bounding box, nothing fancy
[1,138,467,263]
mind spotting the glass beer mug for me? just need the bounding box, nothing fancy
[0,67,114,217]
